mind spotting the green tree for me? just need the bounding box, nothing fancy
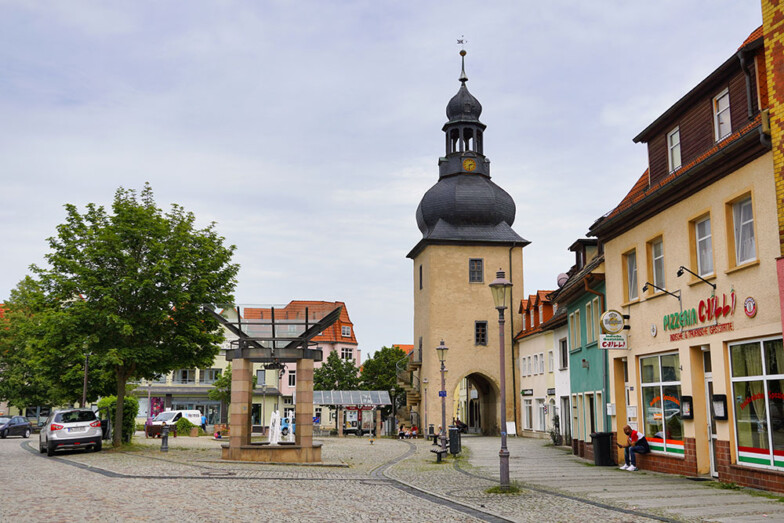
[0,276,114,409]
[314,351,360,390]
[207,364,257,404]
[33,184,239,446]
[360,345,407,415]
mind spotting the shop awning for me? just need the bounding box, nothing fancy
[313,390,391,406]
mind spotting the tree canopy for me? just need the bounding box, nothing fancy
[313,351,360,391]
[360,345,407,414]
[30,184,239,445]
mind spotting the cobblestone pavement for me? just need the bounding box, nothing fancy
[2,432,783,522]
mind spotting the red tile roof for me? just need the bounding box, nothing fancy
[740,26,763,49]
[242,300,357,345]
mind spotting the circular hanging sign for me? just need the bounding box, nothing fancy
[601,310,625,334]
[650,323,657,337]
[744,297,757,318]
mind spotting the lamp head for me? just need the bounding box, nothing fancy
[489,269,513,309]
[436,340,448,362]
[642,283,649,293]
[677,266,684,277]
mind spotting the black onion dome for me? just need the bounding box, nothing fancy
[446,83,482,122]
[415,175,520,242]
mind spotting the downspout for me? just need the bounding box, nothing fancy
[509,246,518,431]
[584,278,609,431]
[737,49,755,121]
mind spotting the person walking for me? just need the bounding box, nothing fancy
[200,413,207,433]
[618,425,649,471]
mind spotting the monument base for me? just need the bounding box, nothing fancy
[221,442,322,463]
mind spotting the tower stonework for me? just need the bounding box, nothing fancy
[407,51,529,435]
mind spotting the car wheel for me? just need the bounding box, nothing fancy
[281,428,288,436]
[46,442,55,457]
[23,429,31,438]
[94,440,102,452]
[0,430,6,439]
[39,438,45,454]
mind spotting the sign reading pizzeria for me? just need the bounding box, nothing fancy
[662,290,737,331]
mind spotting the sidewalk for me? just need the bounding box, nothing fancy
[464,436,784,522]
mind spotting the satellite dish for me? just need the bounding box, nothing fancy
[557,273,569,288]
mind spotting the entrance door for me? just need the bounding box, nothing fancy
[704,350,718,477]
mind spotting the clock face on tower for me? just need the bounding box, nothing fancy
[462,158,477,172]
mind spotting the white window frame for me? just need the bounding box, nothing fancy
[537,398,546,431]
[733,196,756,265]
[586,301,594,343]
[559,338,569,370]
[548,351,554,373]
[652,237,665,289]
[522,314,527,331]
[696,216,714,277]
[667,127,681,172]
[341,326,351,337]
[574,310,581,349]
[533,354,539,375]
[288,370,296,387]
[539,305,543,324]
[713,88,731,141]
[539,352,545,374]
[626,250,638,301]
[341,347,354,361]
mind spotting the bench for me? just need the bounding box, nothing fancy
[430,448,448,463]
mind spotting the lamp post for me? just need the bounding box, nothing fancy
[422,377,429,439]
[436,340,448,452]
[489,269,513,491]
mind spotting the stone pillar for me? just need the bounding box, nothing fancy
[337,407,343,437]
[228,357,252,457]
[375,408,382,437]
[295,358,313,448]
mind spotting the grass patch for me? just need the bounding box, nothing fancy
[485,482,523,495]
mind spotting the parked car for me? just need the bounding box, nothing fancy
[281,416,295,436]
[0,416,32,439]
[146,410,202,437]
[39,409,103,456]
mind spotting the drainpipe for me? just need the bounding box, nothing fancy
[584,278,609,431]
[737,49,755,121]
[509,246,518,431]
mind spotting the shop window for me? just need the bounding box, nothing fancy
[726,195,756,267]
[730,337,784,469]
[640,353,684,455]
[623,249,638,302]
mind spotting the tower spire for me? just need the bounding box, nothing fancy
[457,37,468,84]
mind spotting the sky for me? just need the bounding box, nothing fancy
[0,1,764,358]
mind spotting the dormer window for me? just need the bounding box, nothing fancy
[522,315,527,331]
[341,326,351,337]
[667,127,681,172]
[539,306,543,323]
[713,88,731,141]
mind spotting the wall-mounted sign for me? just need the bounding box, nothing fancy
[669,322,733,342]
[663,291,737,331]
[601,310,625,334]
[744,296,757,318]
[681,395,693,419]
[650,323,657,337]
[547,388,556,396]
[521,389,533,396]
[599,332,628,350]
[712,394,728,420]
[438,390,446,397]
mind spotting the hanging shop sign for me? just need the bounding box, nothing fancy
[599,332,628,350]
[744,296,757,318]
[521,389,534,396]
[601,310,625,334]
[547,388,556,396]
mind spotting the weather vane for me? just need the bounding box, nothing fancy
[457,36,467,51]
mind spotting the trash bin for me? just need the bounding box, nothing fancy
[448,427,461,455]
[590,431,614,466]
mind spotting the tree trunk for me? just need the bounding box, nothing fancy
[113,368,127,447]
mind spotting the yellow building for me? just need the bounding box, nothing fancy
[590,27,784,491]
[405,51,528,435]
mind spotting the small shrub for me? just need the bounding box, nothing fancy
[175,417,196,435]
[97,395,139,443]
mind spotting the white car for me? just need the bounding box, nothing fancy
[39,409,103,456]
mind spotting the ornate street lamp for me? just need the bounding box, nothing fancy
[489,268,512,491]
[436,340,448,453]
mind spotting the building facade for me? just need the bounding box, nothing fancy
[405,51,529,436]
[590,27,784,490]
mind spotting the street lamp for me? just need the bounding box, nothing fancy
[489,268,512,491]
[422,377,429,440]
[436,340,448,453]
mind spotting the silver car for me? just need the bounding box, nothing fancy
[39,409,103,456]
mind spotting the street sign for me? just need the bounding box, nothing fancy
[439,390,446,397]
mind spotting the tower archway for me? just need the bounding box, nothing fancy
[452,372,499,435]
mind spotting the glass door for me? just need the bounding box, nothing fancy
[704,349,718,477]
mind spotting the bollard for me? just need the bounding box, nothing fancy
[161,424,169,452]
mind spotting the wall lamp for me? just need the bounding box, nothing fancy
[642,281,681,301]
[676,266,716,290]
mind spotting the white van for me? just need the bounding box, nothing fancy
[146,410,202,437]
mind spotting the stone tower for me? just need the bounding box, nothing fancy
[406,51,528,435]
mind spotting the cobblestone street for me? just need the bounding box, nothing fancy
[2,433,784,522]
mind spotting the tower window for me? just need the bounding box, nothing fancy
[475,321,488,346]
[469,258,483,283]
[419,264,423,290]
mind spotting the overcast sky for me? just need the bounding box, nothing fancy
[0,1,764,358]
